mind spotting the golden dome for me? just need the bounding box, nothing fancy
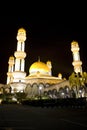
[29,61,50,75]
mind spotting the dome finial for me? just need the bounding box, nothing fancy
[38,56,40,62]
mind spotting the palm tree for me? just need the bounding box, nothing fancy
[81,72,87,87]
[69,72,83,98]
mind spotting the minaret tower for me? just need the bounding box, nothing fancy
[7,56,14,84]
[46,61,52,76]
[13,28,27,82]
[71,41,82,74]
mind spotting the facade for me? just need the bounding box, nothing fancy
[0,28,86,99]
[6,28,69,97]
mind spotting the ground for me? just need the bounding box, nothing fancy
[0,104,87,130]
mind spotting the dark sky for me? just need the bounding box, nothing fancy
[0,14,87,84]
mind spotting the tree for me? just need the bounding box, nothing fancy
[15,92,27,103]
[69,72,87,98]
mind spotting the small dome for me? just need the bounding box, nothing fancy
[29,61,50,75]
[58,73,62,79]
[9,56,14,60]
[8,56,14,64]
[17,27,26,41]
[18,28,26,33]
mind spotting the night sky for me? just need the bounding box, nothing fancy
[0,14,87,84]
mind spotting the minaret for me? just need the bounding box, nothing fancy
[46,61,52,75]
[7,56,14,84]
[13,28,27,82]
[71,41,82,74]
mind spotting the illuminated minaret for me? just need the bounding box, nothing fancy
[7,56,14,84]
[71,41,82,74]
[46,61,52,76]
[13,28,27,82]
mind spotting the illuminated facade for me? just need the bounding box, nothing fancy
[4,28,86,99]
[6,28,68,96]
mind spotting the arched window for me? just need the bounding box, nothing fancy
[52,89,57,95]
[70,89,76,98]
[32,83,38,88]
[25,83,32,95]
[39,83,45,95]
[47,90,53,98]
[45,83,51,88]
[59,87,65,98]
[78,86,86,97]
[64,86,70,98]
[52,89,57,99]
[32,83,38,96]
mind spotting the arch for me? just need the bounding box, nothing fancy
[27,83,31,88]
[52,89,57,95]
[70,89,76,98]
[72,85,77,91]
[32,83,38,96]
[59,87,64,92]
[39,83,45,88]
[47,90,52,94]
[38,83,45,96]
[25,83,32,96]
[64,86,70,98]
[78,86,86,97]
[52,89,58,99]
[45,83,50,88]
[44,91,48,96]
[47,90,53,98]
[58,87,65,98]
[64,85,70,89]
[32,83,38,88]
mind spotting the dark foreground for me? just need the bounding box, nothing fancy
[0,104,87,130]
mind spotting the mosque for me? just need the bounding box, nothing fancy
[0,28,85,99]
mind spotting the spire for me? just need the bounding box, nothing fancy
[38,56,40,62]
